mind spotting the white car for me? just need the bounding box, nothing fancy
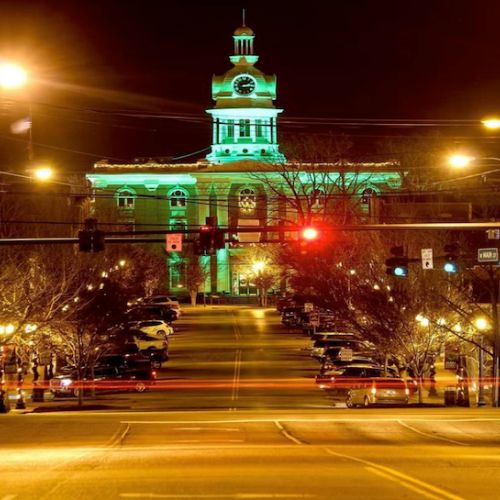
[128,319,173,337]
[143,295,182,316]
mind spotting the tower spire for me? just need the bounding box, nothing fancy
[242,8,246,26]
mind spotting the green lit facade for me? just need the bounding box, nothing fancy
[87,24,402,296]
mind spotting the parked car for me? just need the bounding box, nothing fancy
[128,319,174,337]
[311,338,372,359]
[346,377,410,408]
[126,305,178,323]
[49,363,156,397]
[143,295,182,316]
[109,327,169,361]
[316,364,399,399]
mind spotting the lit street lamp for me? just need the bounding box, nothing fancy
[0,62,27,90]
[0,61,33,161]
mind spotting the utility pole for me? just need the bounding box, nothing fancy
[490,266,500,407]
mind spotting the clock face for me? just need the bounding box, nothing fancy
[233,75,256,95]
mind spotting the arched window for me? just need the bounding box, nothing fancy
[169,188,188,208]
[116,187,136,209]
[239,187,257,214]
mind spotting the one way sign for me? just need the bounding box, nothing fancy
[421,248,433,269]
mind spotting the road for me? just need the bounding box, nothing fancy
[1,306,500,499]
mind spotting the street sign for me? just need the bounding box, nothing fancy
[304,302,314,313]
[421,248,433,269]
[166,233,183,252]
[478,247,498,263]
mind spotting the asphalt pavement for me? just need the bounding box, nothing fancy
[2,306,500,499]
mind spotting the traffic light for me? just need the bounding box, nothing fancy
[78,230,92,252]
[198,225,212,255]
[443,243,459,273]
[298,226,320,255]
[385,245,409,278]
[78,219,105,252]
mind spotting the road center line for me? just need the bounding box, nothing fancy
[397,419,469,446]
[325,449,464,500]
[364,466,443,500]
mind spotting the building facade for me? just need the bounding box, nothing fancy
[87,24,401,296]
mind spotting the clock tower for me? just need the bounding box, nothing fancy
[206,24,286,164]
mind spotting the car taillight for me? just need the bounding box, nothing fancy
[151,371,157,378]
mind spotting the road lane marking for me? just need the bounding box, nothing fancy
[120,494,314,498]
[397,419,469,446]
[2,495,17,500]
[274,421,304,445]
[326,449,464,500]
[231,349,242,404]
[365,466,443,500]
[121,417,500,424]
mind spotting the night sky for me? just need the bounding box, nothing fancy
[2,0,500,169]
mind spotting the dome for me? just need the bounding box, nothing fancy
[234,25,254,36]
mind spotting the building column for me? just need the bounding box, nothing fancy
[213,183,232,293]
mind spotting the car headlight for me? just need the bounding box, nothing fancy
[61,378,73,387]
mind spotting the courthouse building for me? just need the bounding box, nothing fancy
[87,24,401,296]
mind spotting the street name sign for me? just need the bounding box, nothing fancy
[478,248,498,263]
[421,248,433,269]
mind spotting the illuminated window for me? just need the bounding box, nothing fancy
[170,219,187,232]
[239,187,257,214]
[255,119,263,138]
[227,120,234,138]
[116,188,136,209]
[169,188,187,208]
[239,119,251,138]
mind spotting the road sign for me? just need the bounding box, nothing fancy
[304,302,314,313]
[166,233,183,252]
[421,248,433,269]
[478,247,498,263]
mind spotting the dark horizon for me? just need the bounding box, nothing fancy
[2,0,500,169]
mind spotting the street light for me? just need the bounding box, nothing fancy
[0,62,27,90]
[0,61,33,161]
[252,260,266,274]
[449,154,475,168]
[32,166,53,182]
[482,118,500,130]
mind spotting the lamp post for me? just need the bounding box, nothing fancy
[474,317,489,407]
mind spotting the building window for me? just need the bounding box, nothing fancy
[169,219,187,232]
[116,188,136,209]
[255,119,263,138]
[227,120,234,138]
[169,188,187,208]
[239,187,257,214]
[239,119,251,138]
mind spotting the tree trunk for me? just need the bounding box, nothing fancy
[190,290,197,306]
[417,377,424,405]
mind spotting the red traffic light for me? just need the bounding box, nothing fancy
[200,225,211,232]
[301,227,319,240]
